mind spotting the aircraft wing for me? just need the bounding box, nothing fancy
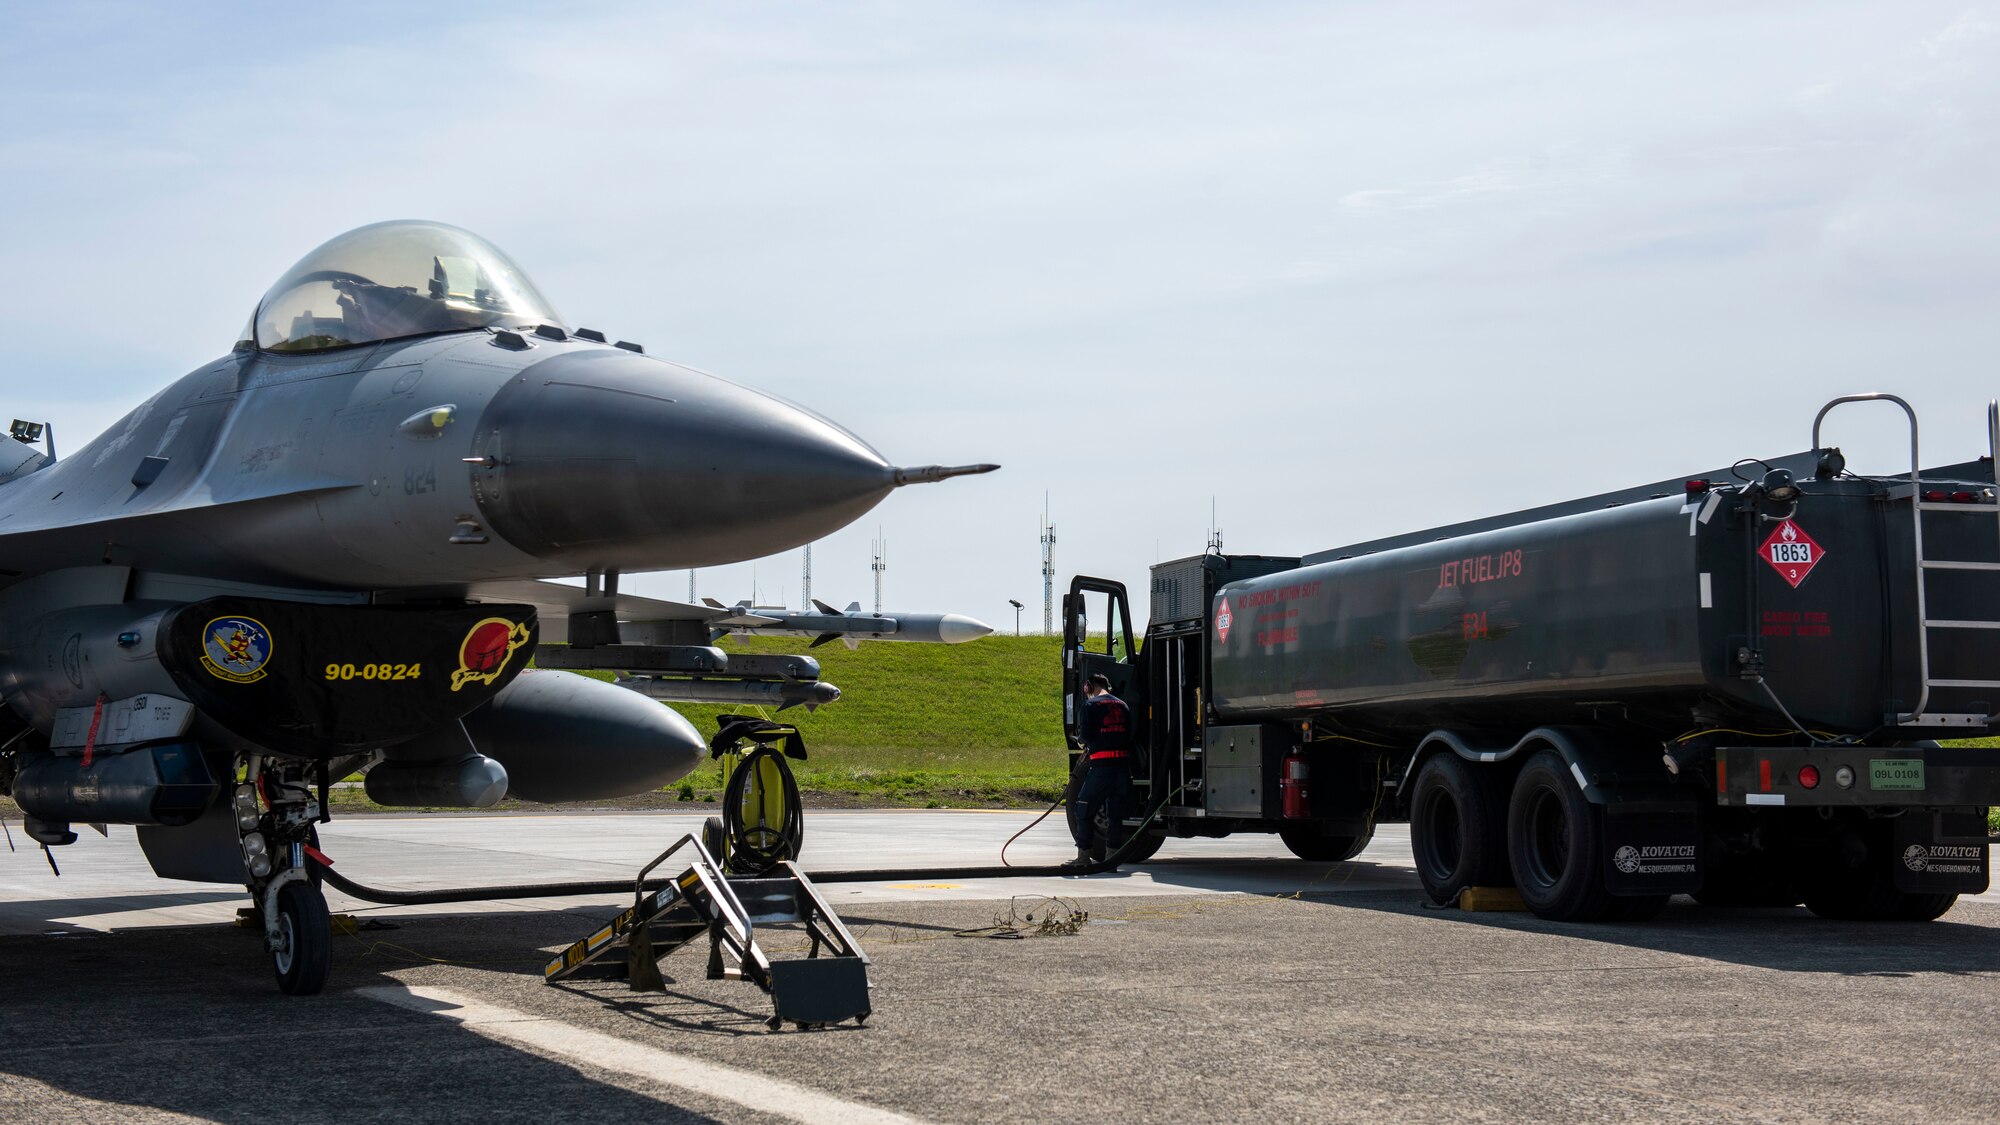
[0,478,360,587]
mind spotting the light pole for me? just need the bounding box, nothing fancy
[1008,599,1024,636]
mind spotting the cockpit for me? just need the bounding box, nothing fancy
[247,221,562,353]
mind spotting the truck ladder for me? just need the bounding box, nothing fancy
[543,833,871,1029]
[1814,395,2000,728]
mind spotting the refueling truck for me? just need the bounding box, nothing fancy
[1061,395,1998,922]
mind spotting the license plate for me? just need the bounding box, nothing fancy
[1869,759,1926,791]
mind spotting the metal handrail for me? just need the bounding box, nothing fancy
[1811,394,1929,722]
[633,834,758,956]
[777,861,872,964]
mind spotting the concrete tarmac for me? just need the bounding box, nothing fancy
[2,810,1998,1122]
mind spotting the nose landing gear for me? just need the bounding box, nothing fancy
[237,756,333,995]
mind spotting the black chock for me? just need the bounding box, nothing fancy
[627,922,665,992]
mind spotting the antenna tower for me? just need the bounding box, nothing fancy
[1040,498,1056,635]
[870,532,886,614]
[687,568,697,602]
[1206,497,1224,555]
[801,544,813,609]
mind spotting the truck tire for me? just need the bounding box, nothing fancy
[1693,855,1802,909]
[1113,829,1166,864]
[1801,821,1958,921]
[1409,753,1510,904]
[1280,824,1374,863]
[1506,749,1622,922]
[1606,893,1671,921]
[1065,759,1162,862]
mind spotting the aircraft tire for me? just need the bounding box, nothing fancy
[272,881,331,996]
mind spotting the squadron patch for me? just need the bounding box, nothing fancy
[201,615,274,683]
[451,617,531,692]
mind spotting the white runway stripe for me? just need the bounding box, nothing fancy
[360,984,927,1125]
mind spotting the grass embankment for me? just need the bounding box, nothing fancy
[587,634,1070,808]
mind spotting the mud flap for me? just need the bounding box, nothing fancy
[1892,810,1990,895]
[1601,798,1703,895]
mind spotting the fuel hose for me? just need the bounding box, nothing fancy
[310,792,1175,907]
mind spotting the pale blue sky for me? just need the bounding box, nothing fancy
[4,3,1997,627]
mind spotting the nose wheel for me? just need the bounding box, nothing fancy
[271,880,332,995]
[239,756,336,995]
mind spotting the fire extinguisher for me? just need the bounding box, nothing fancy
[1280,748,1310,819]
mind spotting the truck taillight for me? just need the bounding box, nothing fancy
[1684,479,1713,497]
[1799,764,1820,789]
[1924,490,1947,502]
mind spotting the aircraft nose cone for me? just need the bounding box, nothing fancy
[473,349,896,570]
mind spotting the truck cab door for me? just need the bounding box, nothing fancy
[1062,577,1140,753]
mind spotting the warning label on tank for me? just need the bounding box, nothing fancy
[1759,519,1826,589]
[1215,596,1233,642]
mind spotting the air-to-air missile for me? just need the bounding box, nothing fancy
[591,598,992,711]
[0,220,995,993]
[704,598,994,649]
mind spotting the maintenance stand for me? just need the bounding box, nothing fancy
[544,834,871,1030]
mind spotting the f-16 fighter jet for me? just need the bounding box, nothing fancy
[0,221,994,993]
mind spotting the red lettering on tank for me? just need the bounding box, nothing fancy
[1236,581,1322,610]
[1462,611,1488,640]
[1762,609,1832,638]
[1439,548,1522,588]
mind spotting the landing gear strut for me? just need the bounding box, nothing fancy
[236,756,332,995]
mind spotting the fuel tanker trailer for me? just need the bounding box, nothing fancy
[1061,395,2000,923]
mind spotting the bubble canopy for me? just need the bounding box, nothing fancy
[250,221,562,353]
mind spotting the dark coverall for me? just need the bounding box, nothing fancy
[1075,691,1135,860]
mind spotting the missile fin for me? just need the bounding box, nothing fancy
[810,633,840,648]
[845,601,861,614]
[812,598,840,615]
[843,636,861,650]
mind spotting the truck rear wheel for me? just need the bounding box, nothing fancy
[1409,753,1510,904]
[1507,750,1623,922]
[1693,854,1802,909]
[1801,821,1958,921]
[1280,824,1374,862]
